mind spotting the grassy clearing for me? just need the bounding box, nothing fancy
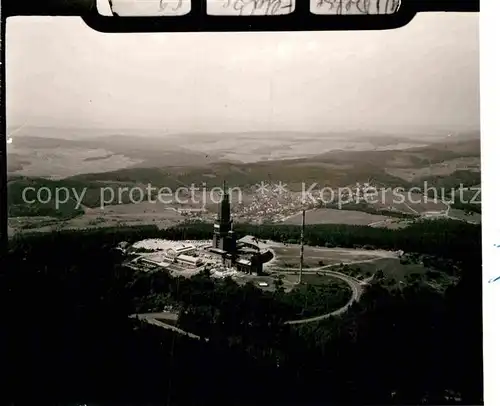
[271,245,392,268]
[283,208,390,226]
[332,257,457,292]
[333,258,428,283]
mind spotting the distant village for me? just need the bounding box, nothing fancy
[172,182,383,224]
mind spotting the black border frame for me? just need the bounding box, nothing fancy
[81,0,417,33]
[1,16,6,256]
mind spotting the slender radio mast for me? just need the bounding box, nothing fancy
[299,209,305,284]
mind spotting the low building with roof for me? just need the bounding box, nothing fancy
[164,243,197,260]
[176,254,203,268]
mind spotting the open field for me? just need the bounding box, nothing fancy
[339,258,429,282]
[7,132,480,234]
[9,132,479,195]
[8,129,444,178]
[283,208,391,226]
[7,202,185,234]
[53,207,183,230]
[270,253,455,292]
[365,190,448,214]
[448,208,481,224]
[264,241,458,295]
[385,156,481,182]
[165,132,428,163]
[269,244,397,269]
[64,136,480,192]
[7,130,223,177]
[333,257,458,290]
[86,200,195,216]
[8,144,143,179]
[8,216,65,231]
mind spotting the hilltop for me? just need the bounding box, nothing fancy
[67,134,480,191]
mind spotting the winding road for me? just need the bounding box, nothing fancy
[132,267,365,339]
[264,251,393,324]
[130,312,206,341]
[283,269,363,325]
[133,249,386,336]
[134,253,383,337]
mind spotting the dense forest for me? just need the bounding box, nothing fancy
[0,219,482,404]
[325,200,418,218]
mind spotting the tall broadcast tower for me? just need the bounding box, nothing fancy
[212,180,236,254]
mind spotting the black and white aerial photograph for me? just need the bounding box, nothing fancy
[3,4,482,405]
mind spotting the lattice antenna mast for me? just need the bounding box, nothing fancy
[299,209,305,284]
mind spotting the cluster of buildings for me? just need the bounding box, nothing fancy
[128,181,273,276]
[207,181,273,274]
[231,190,309,223]
[227,182,380,222]
[164,244,204,267]
[157,181,382,226]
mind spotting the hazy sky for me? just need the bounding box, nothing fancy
[6,13,479,133]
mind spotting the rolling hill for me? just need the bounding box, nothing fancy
[66,135,480,192]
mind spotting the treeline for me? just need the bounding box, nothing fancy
[232,220,479,267]
[449,190,481,215]
[11,218,478,269]
[418,170,480,192]
[1,220,482,404]
[42,219,478,266]
[69,160,412,192]
[451,200,481,214]
[7,177,161,219]
[325,200,417,219]
[8,178,85,219]
[421,171,481,214]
